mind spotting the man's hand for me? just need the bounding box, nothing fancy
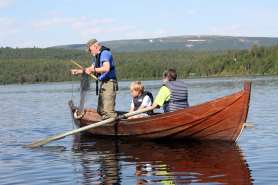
[71,69,83,75]
[85,67,94,74]
[71,67,94,75]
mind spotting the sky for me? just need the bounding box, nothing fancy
[1,0,278,48]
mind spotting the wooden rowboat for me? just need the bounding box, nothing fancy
[69,81,251,142]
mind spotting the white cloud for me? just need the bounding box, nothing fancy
[0,0,14,9]
[32,16,117,40]
[32,17,72,29]
[2,15,176,47]
[31,15,168,42]
[32,16,114,30]
[70,17,116,37]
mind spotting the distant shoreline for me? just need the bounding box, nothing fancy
[1,44,278,85]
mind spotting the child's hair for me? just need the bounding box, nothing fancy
[130,81,144,93]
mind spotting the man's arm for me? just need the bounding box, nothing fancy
[150,86,171,110]
[85,61,110,74]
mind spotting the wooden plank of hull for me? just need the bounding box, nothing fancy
[70,81,251,141]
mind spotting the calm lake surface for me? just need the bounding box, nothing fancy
[1,76,278,185]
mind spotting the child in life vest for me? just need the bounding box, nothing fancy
[128,81,153,119]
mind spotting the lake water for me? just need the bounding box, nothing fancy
[0,76,278,185]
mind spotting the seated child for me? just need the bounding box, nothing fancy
[128,81,153,119]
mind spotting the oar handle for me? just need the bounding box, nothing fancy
[70,60,98,80]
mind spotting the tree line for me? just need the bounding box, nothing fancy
[0,44,277,85]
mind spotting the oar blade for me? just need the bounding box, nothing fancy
[23,135,65,148]
[24,139,49,148]
[24,140,49,148]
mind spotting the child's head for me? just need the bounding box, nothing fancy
[130,81,144,97]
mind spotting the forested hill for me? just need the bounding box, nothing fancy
[52,35,278,52]
[0,44,278,85]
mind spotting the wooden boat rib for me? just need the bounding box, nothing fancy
[69,81,251,142]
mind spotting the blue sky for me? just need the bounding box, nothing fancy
[1,0,278,47]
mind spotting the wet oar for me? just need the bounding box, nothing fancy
[24,106,154,148]
[70,60,98,80]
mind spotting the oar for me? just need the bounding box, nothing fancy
[24,106,154,148]
[70,60,98,80]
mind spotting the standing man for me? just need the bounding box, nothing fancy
[71,39,118,119]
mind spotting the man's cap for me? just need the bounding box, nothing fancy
[86,39,98,48]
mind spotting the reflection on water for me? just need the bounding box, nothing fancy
[72,134,253,185]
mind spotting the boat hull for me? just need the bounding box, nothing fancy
[69,81,251,142]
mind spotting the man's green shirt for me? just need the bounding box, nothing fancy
[154,86,171,107]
